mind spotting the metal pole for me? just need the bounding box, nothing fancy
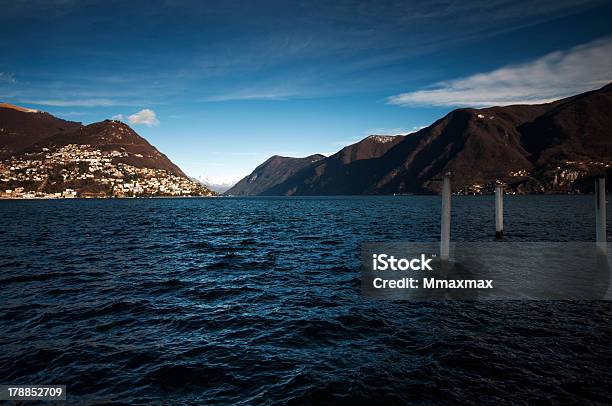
[596,177,606,252]
[495,185,504,240]
[440,175,451,261]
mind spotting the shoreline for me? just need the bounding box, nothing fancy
[0,193,603,200]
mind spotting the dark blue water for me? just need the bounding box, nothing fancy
[1,196,611,404]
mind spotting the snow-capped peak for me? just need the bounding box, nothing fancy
[195,175,239,193]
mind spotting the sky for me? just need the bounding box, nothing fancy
[1,0,612,186]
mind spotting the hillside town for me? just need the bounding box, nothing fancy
[0,144,215,198]
[454,160,611,195]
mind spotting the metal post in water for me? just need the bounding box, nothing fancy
[596,177,606,252]
[495,184,504,240]
[440,175,451,261]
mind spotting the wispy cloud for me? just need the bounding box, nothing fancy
[9,85,163,109]
[0,72,16,83]
[58,111,91,117]
[127,109,159,126]
[202,88,301,102]
[387,37,612,107]
[21,98,116,107]
[367,126,426,135]
[333,139,362,147]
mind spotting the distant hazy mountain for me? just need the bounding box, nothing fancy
[196,176,236,193]
[234,83,612,195]
[225,154,325,196]
[0,105,214,197]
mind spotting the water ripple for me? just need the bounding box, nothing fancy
[0,196,611,404]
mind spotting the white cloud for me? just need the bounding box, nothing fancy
[0,72,16,83]
[333,139,362,147]
[367,126,426,135]
[203,89,299,102]
[127,109,159,126]
[60,111,89,117]
[111,114,124,121]
[388,36,612,107]
[20,98,116,107]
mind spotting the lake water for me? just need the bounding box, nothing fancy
[1,196,611,404]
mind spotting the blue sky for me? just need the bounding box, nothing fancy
[1,0,612,185]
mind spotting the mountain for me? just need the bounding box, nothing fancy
[225,154,325,196]
[519,84,612,163]
[334,135,406,164]
[236,84,612,196]
[263,134,406,195]
[0,106,214,198]
[195,175,236,193]
[29,119,188,177]
[0,103,81,157]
